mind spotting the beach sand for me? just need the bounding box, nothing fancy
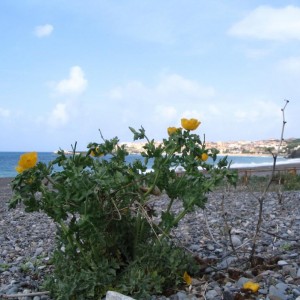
[231,161,300,177]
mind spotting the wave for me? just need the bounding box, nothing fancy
[230,158,300,169]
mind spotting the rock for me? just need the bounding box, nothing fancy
[222,290,234,300]
[207,244,214,251]
[34,247,44,257]
[293,289,300,297]
[268,285,288,300]
[277,260,288,266]
[217,256,236,269]
[106,291,136,300]
[172,291,189,300]
[236,277,250,288]
[6,286,19,295]
[231,235,242,247]
[205,289,219,300]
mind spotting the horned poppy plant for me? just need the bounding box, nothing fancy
[181,118,201,131]
[9,118,237,299]
[15,152,38,173]
[243,281,260,293]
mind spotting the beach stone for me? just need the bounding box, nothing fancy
[172,291,190,300]
[206,244,214,251]
[6,286,19,295]
[106,291,135,300]
[231,235,242,247]
[282,265,297,277]
[34,247,44,257]
[276,282,289,291]
[222,290,234,300]
[293,289,300,297]
[236,277,250,288]
[205,290,218,300]
[217,256,236,269]
[268,285,288,300]
[278,260,288,266]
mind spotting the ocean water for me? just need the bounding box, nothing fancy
[0,151,296,178]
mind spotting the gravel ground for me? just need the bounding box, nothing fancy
[0,178,300,299]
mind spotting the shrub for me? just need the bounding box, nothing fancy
[10,119,237,299]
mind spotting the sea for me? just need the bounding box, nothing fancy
[1,151,300,179]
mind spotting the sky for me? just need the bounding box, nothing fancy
[0,0,299,151]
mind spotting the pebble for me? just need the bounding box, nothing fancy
[278,260,289,266]
[1,178,300,300]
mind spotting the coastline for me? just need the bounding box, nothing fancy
[2,160,300,182]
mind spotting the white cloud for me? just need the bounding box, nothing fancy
[233,101,281,122]
[156,74,215,98]
[181,109,202,120]
[48,103,69,127]
[55,66,88,96]
[244,48,270,59]
[0,107,10,117]
[34,24,54,38]
[278,56,300,73]
[154,105,177,121]
[86,75,287,142]
[104,73,216,137]
[108,81,148,100]
[228,5,300,41]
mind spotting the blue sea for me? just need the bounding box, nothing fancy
[0,151,298,178]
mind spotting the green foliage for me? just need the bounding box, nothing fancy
[283,173,300,190]
[238,173,300,191]
[10,125,236,299]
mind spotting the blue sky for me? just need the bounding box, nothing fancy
[0,1,299,151]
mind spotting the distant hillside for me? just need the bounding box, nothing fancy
[285,138,300,158]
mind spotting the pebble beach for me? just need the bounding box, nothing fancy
[0,177,300,300]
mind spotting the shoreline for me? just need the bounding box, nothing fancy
[2,161,300,181]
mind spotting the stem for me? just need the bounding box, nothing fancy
[249,99,289,265]
[59,221,92,269]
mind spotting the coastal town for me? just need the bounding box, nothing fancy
[121,138,300,157]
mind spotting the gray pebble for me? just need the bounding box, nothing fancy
[277,260,288,266]
[205,290,219,300]
[231,235,242,247]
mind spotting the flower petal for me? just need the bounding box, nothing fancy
[181,118,201,131]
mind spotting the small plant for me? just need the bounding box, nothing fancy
[280,243,292,251]
[0,263,10,271]
[10,118,236,299]
[283,173,300,191]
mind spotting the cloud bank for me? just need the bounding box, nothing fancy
[228,5,300,41]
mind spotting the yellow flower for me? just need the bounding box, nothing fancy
[167,127,181,136]
[243,281,260,293]
[16,152,38,173]
[201,153,208,161]
[196,153,209,161]
[183,271,192,285]
[181,118,201,131]
[90,146,103,157]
